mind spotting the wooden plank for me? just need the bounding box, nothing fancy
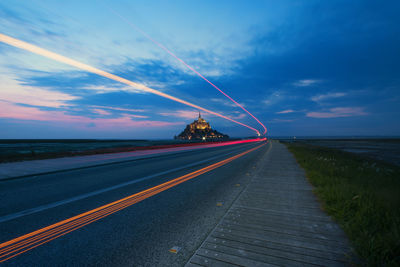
[185,262,204,267]
[214,226,351,254]
[202,241,312,266]
[221,218,347,241]
[210,231,350,262]
[206,238,346,267]
[185,142,356,266]
[224,210,340,229]
[189,254,240,267]
[229,207,334,222]
[195,248,276,267]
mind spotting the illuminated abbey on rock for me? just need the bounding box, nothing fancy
[175,112,229,141]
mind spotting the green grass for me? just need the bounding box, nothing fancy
[285,142,400,266]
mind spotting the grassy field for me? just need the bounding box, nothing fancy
[286,142,400,266]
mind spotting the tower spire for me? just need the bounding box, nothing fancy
[198,111,201,119]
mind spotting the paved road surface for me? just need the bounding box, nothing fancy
[0,140,267,266]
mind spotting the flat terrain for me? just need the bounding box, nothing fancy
[0,141,267,266]
[287,138,400,166]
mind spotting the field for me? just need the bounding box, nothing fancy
[0,139,229,163]
[286,142,400,266]
[295,138,400,166]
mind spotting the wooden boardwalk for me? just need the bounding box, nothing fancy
[186,141,356,266]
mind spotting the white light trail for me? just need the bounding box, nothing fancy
[0,33,260,135]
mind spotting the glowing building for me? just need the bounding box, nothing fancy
[175,113,229,141]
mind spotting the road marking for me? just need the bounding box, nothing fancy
[0,145,256,224]
[0,142,266,263]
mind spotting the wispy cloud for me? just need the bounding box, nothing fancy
[0,102,179,128]
[210,98,245,108]
[263,92,283,106]
[90,105,146,113]
[292,79,321,87]
[91,109,111,116]
[232,113,246,120]
[82,84,147,94]
[307,107,367,118]
[160,110,200,120]
[270,119,294,123]
[276,109,295,114]
[121,113,148,119]
[311,92,346,102]
[0,73,78,108]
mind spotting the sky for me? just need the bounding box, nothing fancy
[0,0,399,139]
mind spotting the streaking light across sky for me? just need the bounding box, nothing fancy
[109,8,267,135]
[0,33,260,135]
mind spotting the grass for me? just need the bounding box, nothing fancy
[285,142,400,266]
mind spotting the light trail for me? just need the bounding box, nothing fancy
[0,33,260,135]
[109,9,267,135]
[0,141,267,262]
[0,138,266,223]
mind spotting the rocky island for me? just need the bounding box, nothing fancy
[175,113,229,141]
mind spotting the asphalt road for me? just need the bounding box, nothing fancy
[0,140,269,266]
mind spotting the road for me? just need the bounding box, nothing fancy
[0,140,268,266]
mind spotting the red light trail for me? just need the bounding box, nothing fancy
[0,33,260,135]
[110,9,267,135]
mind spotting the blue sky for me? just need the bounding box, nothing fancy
[0,0,399,139]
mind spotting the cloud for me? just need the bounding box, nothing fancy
[0,72,78,108]
[159,110,200,120]
[0,102,181,128]
[90,105,146,113]
[210,98,244,108]
[263,92,284,106]
[311,92,346,102]
[120,113,148,119]
[82,85,146,94]
[232,113,246,120]
[292,79,321,87]
[91,109,111,115]
[306,107,367,118]
[270,119,294,123]
[276,109,295,114]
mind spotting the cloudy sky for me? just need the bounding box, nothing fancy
[0,0,399,139]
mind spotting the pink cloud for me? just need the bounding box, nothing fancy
[91,109,111,115]
[0,75,78,108]
[232,113,246,119]
[307,107,368,118]
[160,110,202,119]
[91,106,148,118]
[90,105,146,113]
[0,102,182,128]
[121,113,149,119]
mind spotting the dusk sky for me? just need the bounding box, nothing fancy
[0,0,399,139]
